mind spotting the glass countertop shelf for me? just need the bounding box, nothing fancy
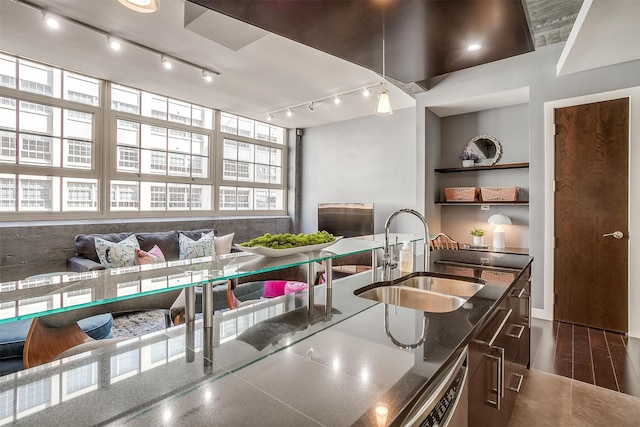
[0,233,423,324]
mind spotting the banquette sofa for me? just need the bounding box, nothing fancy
[66,227,314,324]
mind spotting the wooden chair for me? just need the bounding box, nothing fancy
[430,233,459,250]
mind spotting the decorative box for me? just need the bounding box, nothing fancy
[480,186,519,202]
[444,187,478,202]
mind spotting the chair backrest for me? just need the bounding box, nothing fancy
[430,233,459,250]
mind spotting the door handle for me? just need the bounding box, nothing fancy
[602,231,624,239]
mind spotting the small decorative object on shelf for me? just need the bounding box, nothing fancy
[459,151,479,167]
[470,228,485,246]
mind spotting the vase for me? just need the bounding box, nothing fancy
[462,160,475,167]
[473,236,483,246]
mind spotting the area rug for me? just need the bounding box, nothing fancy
[111,310,168,338]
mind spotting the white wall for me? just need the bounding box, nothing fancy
[300,108,421,235]
[417,43,640,336]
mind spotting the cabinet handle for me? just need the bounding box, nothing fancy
[486,309,513,347]
[508,373,524,393]
[511,287,526,298]
[486,347,504,409]
[507,324,525,340]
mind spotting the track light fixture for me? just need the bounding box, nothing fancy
[107,35,121,51]
[161,55,172,70]
[201,70,213,82]
[17,0,220,83]
[265,82,383,122]
[42,11,59,29]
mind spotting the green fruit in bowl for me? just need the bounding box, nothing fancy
[240,231,335,249]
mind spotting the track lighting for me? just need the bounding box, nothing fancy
[334,95,341,104]
[42,12,59,29]
[307,102,314,112]
[107,35,121,51]
[286,109,292,117]
[363,87,371,97]
[161,55,172,70]
[267,114,273,122]
[118,0,160,13]
[201,70,213,82]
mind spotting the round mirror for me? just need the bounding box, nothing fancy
[464,135,502,166]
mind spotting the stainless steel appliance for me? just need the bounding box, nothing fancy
[400,347,469,427]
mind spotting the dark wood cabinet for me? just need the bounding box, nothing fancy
[469,266,531,427]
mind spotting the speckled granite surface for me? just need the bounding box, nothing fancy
[0,250,532,425]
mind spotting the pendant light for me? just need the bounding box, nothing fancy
[376,15,393,115]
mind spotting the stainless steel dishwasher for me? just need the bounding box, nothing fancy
[398,346,469,427]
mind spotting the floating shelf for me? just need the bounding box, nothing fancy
[435,162,529,173]
[435,201,529,205]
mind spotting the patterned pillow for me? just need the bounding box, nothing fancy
[95,234,140,268]
[179,232,216,260]
[135,245,166,265]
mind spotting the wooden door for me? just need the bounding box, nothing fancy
[554,98,629,333]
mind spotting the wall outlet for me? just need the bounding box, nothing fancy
[481,204,490,210]
[480,257,490,265]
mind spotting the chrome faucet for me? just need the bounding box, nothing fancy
[382,208,430,281]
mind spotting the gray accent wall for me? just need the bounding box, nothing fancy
[418,43,640,314]
[300,108,420,236]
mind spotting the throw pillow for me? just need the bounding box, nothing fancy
[95,234,140,268]
[214,232,235,255]
[135,245,166,265]
[179,232,215,260]
[263,280,308,298]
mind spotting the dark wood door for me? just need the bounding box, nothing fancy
[554,98,629,333]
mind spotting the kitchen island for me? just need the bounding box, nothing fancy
[0,245,532,426]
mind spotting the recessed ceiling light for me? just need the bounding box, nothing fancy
[467,43,482,52]
[118,0,160,13]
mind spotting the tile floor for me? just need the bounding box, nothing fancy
[508,318,640,426]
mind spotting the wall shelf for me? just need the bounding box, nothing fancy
[435,162,529,173]
[435,201,529,205]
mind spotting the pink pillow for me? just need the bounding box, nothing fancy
[262,280,308,298]
[135,245,166,265]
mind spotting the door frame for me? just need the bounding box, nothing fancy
[540,86,640,338]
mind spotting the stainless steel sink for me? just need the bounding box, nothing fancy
[354,271,485,312]
[397,275,485,298]
[356,286,468,312]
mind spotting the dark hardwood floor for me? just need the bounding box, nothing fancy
[530,318,640,398]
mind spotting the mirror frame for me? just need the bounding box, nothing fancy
[464,135,502,166]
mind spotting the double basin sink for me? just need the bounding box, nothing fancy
[354,272,486,313]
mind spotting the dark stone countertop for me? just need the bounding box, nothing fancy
[0,249,532,426]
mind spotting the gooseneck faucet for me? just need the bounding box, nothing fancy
[382,208,430,281]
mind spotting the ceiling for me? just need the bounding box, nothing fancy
[0,0,637,129]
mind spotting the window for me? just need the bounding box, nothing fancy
[0,52,287,218]
[111,85,214,212]
[220,113,285,211]
[0,53,98,214]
